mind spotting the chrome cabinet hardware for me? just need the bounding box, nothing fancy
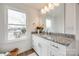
[51,45,58,48]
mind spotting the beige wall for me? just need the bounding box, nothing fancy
[0,4,40,53]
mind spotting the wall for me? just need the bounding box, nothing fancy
[0,4,40,53]
[39,4,64,33]
[0,4,6,47]
[76,4,79,55]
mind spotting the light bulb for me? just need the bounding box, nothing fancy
[48,3,52,8]
[44,6,49,12]
[48,3,54,10]
[50,4,54,10]
[53,3,60,6]
[41,9,46,14]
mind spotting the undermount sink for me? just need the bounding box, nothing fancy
[47,36,52,40]
[41,34,52,40]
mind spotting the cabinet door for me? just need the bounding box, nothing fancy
[50,42,59,56]
[41,43,50,56]
[32,35,35,49]
[40,38,50,56]
[32,35,44,56]
[32,37,37,52]
[65,3,76,34]
[36,37,50,56]
[32,35,50,56]
[32,35,39,53]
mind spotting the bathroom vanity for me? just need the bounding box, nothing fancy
[32,33,76,56]
[32,3,77,56]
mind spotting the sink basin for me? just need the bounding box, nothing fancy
[47,36,52,39]
[41,34,73,46]
[41,34,52,40]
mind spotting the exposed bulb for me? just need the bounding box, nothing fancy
[44,6,49,12]
[48,3,54,10]
[41,9,46,14]
[48,3,52,8]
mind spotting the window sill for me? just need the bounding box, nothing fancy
[7,36,27,43]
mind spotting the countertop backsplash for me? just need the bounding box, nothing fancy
[32,32,75,40]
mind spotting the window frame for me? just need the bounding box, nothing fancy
[46,19,52,28]
[8,9,27,41]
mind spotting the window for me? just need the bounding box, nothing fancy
[8,9,26,40]
[46,19,51,28]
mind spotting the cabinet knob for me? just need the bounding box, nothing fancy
[52,45,58,48]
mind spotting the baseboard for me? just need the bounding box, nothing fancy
[32,48,39,56]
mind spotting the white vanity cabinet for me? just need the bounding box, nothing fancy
[32,35,50,56]
[32,35,41,55]
[32,35,67,56]
[40,37,50,56]
[32,34,74,56]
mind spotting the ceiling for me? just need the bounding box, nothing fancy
[23,3,47,10]
[5,3,64,15]
[6,3,47,10]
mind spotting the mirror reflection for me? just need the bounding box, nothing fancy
[42,4,64,33]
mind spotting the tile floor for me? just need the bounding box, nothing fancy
[18,49,38,56]
[27,52,37,56]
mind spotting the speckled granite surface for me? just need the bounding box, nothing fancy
[32,33,75,46]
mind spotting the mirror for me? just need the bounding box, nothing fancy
[42,4,65,33]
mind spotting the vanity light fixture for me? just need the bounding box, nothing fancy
[48,3,55,10]
[48,3,52,8]
[41,3,60,14]
[53,3,60,7]
[44,6,49,12]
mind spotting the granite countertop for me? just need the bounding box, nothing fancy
[33,33,75,46]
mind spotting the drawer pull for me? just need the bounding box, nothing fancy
[52,45,58,48]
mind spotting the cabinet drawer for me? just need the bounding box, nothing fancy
[50,48,66,56]
[56,52,66,56]
[50,42,58,47]
[50,41,66,56]
[50,51,55,56]
[50,41,66,51]
[57,44,66,51]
